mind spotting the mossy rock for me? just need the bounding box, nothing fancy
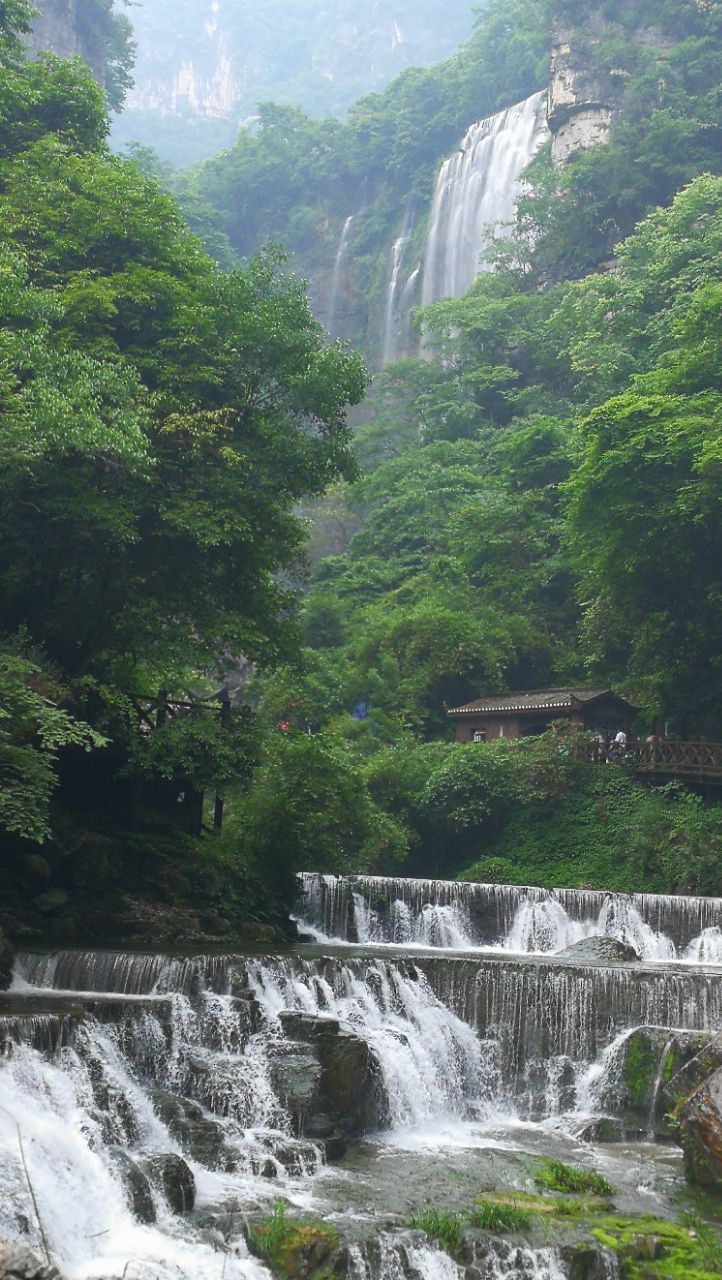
[591,1214,722,1280]
[248,1210,342,1279]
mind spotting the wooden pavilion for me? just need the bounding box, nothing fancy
[446,686,637,744]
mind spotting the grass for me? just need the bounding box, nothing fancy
[469,1200,533,1232]
[407,1210,464,1257]
[534,1158,616,1198]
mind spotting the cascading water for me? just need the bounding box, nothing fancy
[4,869,722,1278]
[382,207,415,364]
[327,214,355,337]
[421,92,549,307]
[298,873,722,961]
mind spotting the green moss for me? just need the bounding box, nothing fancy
[534,1159,616,1198]
[591,1213,722,1279]
[662,1047,677,1085]
[625,1036,658,1110]
[248,1203,341,1279]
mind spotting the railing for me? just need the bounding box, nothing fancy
[634,739,722,779]
[588,737,722,780]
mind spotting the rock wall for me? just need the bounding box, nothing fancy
[547,13,674,165]
[26,0,105,81]
[547,15,622,165]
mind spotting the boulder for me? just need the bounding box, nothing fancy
[153,1092,234,1169]
[110,1149,156,1224]
[560,1243,624,1280]
[22,857,53,890]
[663,1031,722,1112]
[556,936,640,964]
[275,1011,385,1148]
[572,1117,646,1144]
[0,1242,62,1280]
[31,891,69,916]
[593,1027,707,1136]
[141,1153,195,1214]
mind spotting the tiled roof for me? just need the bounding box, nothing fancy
[446,687,629,716]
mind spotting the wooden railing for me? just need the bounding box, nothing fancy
[588,737,722,781]
[634,739,722,779]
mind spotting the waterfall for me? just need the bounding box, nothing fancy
[297,873,722,961]
[382,207,414,364]
[421,91,549,307]
[327,214,355,336]
[4,925,721,1275]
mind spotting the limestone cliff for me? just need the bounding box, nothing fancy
[547,11,673,165]
[25,0,133,110]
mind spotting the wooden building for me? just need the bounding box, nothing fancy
[446,687,637,744]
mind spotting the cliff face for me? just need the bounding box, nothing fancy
[547,19,619,165]
[27,0,106,80]
[547,12,673,165]
[109,0,477,165]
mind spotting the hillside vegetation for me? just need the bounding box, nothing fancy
[0,0,720,938]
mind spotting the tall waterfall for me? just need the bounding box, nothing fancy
[421,91,549,306]
[297,873,722,962]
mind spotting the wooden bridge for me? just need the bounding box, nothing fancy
[589,738,722,785]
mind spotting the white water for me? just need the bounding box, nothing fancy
[246,956,486,1131]
[4,894,721,1277]
[298,873,722,963]
[421,92,549,307]
[0,1031,269,1280]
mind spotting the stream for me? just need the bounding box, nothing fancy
[2,874,722,1279]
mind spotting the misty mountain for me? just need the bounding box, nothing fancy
[111,0,478,166]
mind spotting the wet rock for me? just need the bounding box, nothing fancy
[572,1117,646,1144]
[556,936,640,964]
[22,857,53,890]
[0,930,13,991]
[278,1011,340,1039]
[141,1153,195,1213]
[674,1065,722,1188]
[561,1242,622,1279]
[247,1217,341,1279]
[269,1045,322,1116]
[609,1027,705,1135]
[274,1012,384,1149]
[0,1242,62,1280]
[110,1149,156,1224]
[153,1092,232,1169]
[663,1031,721,1112]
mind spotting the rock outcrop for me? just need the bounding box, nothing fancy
[141,1153,195,1214]
[0,930,13,991]
[556,936,640,964]
[272,1011,385,1156]
[665,1032,722,1187]
[547,14,672,165]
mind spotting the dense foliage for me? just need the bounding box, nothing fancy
[0,2,365,936]
[231,0,722,896]
[2,0,721,933]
